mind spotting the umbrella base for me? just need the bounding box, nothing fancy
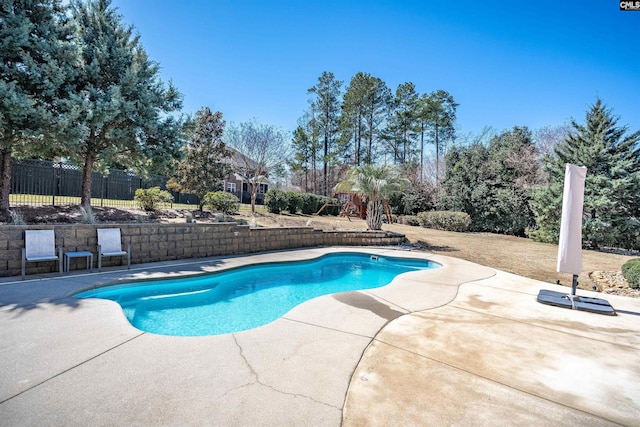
[537,289,616,316]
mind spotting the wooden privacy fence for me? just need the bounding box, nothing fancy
[9,159,199,207]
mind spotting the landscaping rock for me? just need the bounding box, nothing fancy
[589,270,640,298]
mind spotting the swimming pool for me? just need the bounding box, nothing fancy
[74,252,439,336]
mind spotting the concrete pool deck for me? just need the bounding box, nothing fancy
[1,247,639,425]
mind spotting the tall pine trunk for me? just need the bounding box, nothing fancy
[366,198,383,230]
[80,152,96,209]
[435,123,440,185]
[420,121,425,183]
[0,150,12,211]
[367,132,373,165]
[311,149,317,194]
[323,133,328,196]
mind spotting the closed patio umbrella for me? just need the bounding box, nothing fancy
[537,163,616,315]
[557,163,587,295]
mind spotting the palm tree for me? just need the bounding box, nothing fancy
[337,165,408,230]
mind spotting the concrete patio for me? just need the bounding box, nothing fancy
[1,247,639,426]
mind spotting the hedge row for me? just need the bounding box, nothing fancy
[417,211,471,232]
[264,190,339,216]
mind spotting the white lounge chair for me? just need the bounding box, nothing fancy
[97,228,130,271]
[22,230,63,280]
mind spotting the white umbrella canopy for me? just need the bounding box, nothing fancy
[557,163,588,279]
[537,163,616,314]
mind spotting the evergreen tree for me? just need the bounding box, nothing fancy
[67,0,183,208]
[440,143,491,226]
[383,82,419,165]
[530,99,640,249]
[289,126,312,192]
[0,0,76,210]
[308,71,342,195]
[340,72,368,166]
[426,90,458,184]
[340,72,391,166]
[441,126,542,236]
[169,108,230,210]
[362,76,391,165]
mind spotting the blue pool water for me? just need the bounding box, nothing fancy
[74,253,438,336]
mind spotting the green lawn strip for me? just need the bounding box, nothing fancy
[9,194,266,213]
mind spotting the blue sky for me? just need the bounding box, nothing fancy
[111,0,639,138]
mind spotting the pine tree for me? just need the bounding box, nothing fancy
[293,107,321,193]
[67,0,183,208]
[308,71,342,195]
[289,126,312,192]
[339,72,391,166]
[425,90,458,185]
[340,72,368,166]
[383,82,419,165]
[169,108,230,210]
[530,99,640,249]
[0,0,76,210]
[362,76,391,165]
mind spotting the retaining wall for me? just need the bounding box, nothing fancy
[0,223,406,278]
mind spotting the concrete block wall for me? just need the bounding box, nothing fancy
[0,223,406,278]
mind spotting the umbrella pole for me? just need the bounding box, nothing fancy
[571,274,578,296]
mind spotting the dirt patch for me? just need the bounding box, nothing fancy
[0,205,221,225]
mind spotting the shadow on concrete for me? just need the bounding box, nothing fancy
[333,292,404,321]
[615,309,640,316]
[0,259,227,314]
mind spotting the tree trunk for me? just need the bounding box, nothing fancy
[80,152,96,209]
[323,133,328,196]
[435,123,440,186]
[367,111,373,165]
[356,112,362,166]
[312,154,317,194]
[420,121,424,183]
[366,198,383,230]
[250,180,257,213]
[0,150,12,211]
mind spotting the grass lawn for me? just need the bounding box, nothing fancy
[254,213,636,290]
[9,194,196,210]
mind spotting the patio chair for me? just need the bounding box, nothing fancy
[97,228,130,271]
[22,230,63,280]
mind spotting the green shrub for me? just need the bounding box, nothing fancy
[622,258,640,289]
[285,192,303,214]
[401,215,420,226]
[264,189,288,214]
[300,193,320,215]
[400,188,437,215]
[417,210,471,232]
[203,191,240,215]
[134,187,173,211]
